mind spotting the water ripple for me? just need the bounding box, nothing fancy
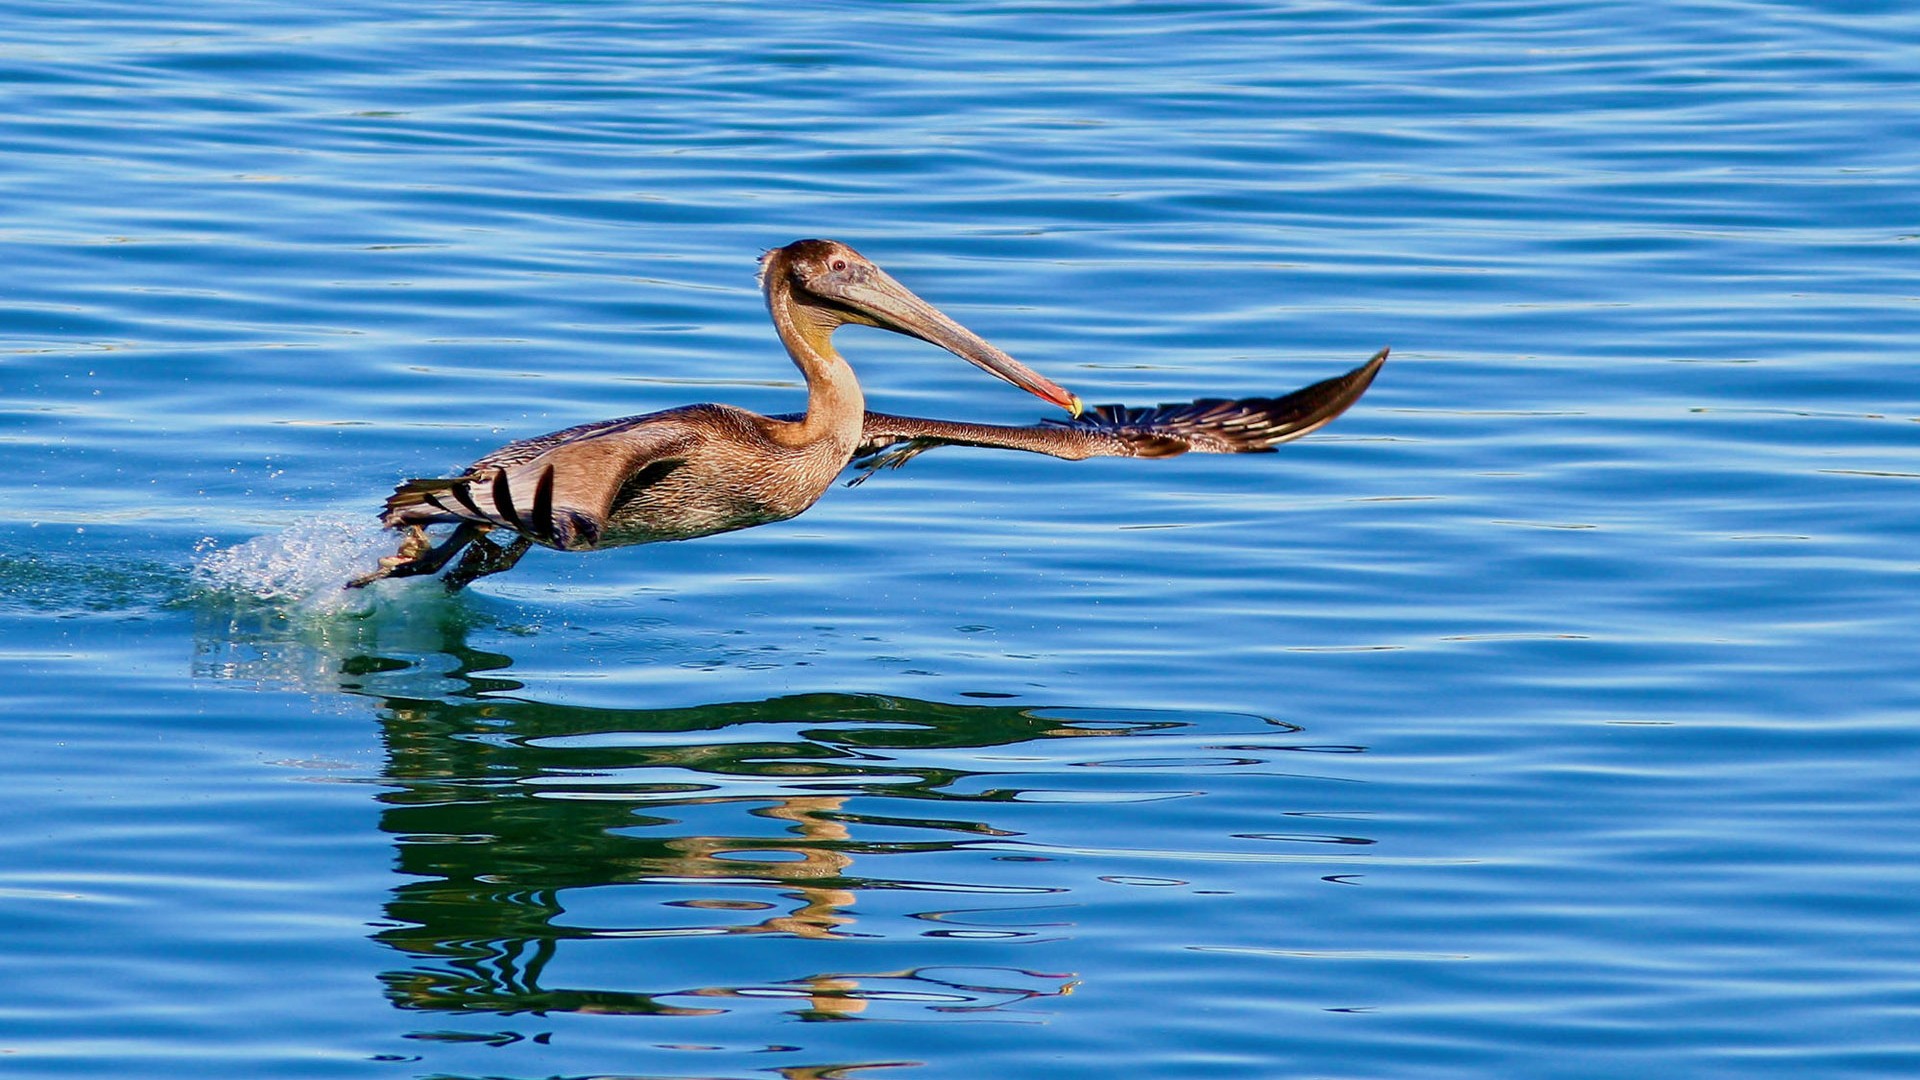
[5,1,1920,1078]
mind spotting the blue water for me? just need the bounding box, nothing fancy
[6,2,1919,1077]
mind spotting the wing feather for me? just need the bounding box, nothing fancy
[851,348,1386,482]
[379,406,712,548]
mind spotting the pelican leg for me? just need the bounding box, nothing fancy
[440,533,534,593]
[345,523,485,589]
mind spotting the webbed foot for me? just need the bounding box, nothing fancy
[441,533,534,593]
[345,523,485,589]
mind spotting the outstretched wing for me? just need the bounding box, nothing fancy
[380,406,712,549]
[851,347,1386,483]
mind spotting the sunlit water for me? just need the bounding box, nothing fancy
[5,2,1919,1078]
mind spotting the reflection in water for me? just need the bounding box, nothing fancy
[192,596,1364,1039]
[367,670,1103,1018]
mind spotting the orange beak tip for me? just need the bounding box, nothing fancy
[1067,394,1084,419]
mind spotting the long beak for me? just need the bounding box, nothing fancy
[844,269,1083,417]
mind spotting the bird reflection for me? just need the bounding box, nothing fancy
[190,600,1361,1039]
[273,617,1125,1020]
[651,795,859,941]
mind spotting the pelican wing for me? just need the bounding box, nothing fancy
[381,408,708,549]
[468,409,681,471]
[850,347,1386,483]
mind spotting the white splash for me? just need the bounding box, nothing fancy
[189,515,522,695]
[194,513,401,612]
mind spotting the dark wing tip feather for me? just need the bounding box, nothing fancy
[448,479,485,518]
[1051,347,1387,454]
[381,478,465,525]
[528,465,556,545]
[491,470,522,530]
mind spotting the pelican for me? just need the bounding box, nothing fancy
[349,239,1082,591]
[350,239,1387,592]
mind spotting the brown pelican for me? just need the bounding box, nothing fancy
[350,240,1387,592]
[349,238,1082,591]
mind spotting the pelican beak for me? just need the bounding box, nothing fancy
[839,268,1082,416]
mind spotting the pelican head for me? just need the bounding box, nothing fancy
[761,238,1082,416]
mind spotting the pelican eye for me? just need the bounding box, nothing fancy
[830,258,848,272]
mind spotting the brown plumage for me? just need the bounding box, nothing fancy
[349,239,1083,591]
[349,241,1388,593]
[847,347,1388,482]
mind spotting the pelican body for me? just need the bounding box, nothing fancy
[350,239,1082,590]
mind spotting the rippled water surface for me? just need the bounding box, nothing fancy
[6,2,1919,1077]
